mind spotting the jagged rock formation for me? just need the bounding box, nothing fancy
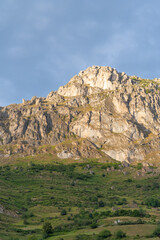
[1,66,160,163]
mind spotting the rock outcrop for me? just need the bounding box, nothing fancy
[1,66,160,163]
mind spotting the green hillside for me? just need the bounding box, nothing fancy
[0,156,160,240]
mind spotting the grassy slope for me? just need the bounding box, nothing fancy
[0,155,160,240]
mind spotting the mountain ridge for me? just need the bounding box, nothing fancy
[1,65,160,164]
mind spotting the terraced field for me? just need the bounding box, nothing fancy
[0,155,160,239]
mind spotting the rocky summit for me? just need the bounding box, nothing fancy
[1,65,160,163]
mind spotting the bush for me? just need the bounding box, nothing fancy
[97,229,112,239]
[117,198,127,205]
[115,230,126,239]
[43,222,53,238]
[76,234,89,240]
[98,200,105,207]
[61,209,67,215]
[146,89,151,94]
[153,226,160,237]
[23,219,28,225]
[28,237,38,240]
[144,198,160,207]
[90,222,98,229]
[137,163,143,170]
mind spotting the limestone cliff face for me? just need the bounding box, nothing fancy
[1,66,160,162]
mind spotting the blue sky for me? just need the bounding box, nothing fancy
[1,0,160,106]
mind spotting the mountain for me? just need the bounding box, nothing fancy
[1,65,160,163]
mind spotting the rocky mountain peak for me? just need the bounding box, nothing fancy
[1,66,160,164]
[57,66,129,97]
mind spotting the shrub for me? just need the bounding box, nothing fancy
[153,226,160,237]
[144,198,160,207]
[117,198,127,205]
[152,182,159,189]
[76,234,89,240]
[23,219,28,225]
[146,89,151,94]
[90,222,98,228]
[61,209,67,215]
[98,200,105,207]
[126,178,132,182]
[97,229,112,239]
[43,222,53,238]
[28,237,38,240]
[137,163,143,170]
[115,230,126,239]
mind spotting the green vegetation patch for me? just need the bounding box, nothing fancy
[0,160,160,239]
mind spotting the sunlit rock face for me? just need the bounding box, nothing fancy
[57,66,126,96]
[1,65,160,163]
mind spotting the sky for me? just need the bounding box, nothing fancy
[1,0,160,106]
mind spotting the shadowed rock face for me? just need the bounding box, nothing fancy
[1,66,160,162]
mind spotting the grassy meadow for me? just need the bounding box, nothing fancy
[0,154,160,240]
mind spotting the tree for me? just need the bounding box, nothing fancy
[115,230,126,239]
[97,229,112,239]
[28,236,38,240]
[43,222,53,238]
[153,226,160,238]
[61,209,67,215]
[98,200,105,207]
